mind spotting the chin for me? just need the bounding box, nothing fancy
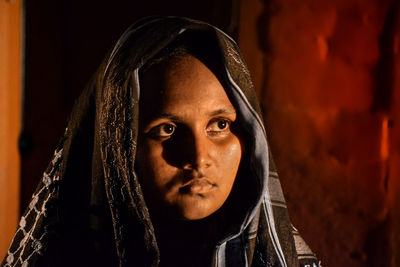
[176,197,223,221]
[179,211,210,221]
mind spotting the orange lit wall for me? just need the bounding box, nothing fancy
[239,0,399,266]
[389,12,400,266]
[0,0,22,259]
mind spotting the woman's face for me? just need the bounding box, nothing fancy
[136,55,243,220]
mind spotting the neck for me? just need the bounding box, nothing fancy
[152,212,227,267]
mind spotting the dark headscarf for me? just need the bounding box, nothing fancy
[2,17,319,267]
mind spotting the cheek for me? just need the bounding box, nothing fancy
[220,136,242,166]
[136,141,173,189]
[216,136,243,186]
[228,139,243,162]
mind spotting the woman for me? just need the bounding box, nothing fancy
[2,17,319,267]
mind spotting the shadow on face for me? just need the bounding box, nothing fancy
[135,54,245,221]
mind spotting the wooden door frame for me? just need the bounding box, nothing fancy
[0,0,22,258]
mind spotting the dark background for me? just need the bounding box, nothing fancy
[21,0,240,210]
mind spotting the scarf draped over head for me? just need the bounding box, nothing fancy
[2,17,320,267]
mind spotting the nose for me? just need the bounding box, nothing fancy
[183,131,212,170]
[162,126,213,170]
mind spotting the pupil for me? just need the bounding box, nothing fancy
[218,120,226,129]
[164,124,174,134]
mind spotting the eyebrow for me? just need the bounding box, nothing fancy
[155,108,236,121]
[157,113,180,121]
[207,108,236,117]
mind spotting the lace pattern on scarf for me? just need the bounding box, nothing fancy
[3,134,67,267]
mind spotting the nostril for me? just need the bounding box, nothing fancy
[182,160,211,171]
[182,163,194,170]
[199,158,211,168]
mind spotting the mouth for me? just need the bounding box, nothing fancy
[179,178,216,194]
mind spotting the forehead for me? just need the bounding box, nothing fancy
[139,55,235,119]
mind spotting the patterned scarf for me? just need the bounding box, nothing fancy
[2,17,320,267]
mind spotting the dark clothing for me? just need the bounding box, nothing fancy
[2,17,319,267]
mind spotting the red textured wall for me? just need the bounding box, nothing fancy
[239,0,400,266]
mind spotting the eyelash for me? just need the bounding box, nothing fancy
[148,122,177,138]
[207,118,232,135]
[147,118,232,139]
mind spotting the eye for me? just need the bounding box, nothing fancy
[207,118,231,134]
[217,120,228,130]
[149,123,176,138]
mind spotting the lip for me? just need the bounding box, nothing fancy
[179,178,215,194]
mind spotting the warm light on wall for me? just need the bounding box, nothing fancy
[239,0,399,266]
[0,0,22,259]
[380,116,389,162]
